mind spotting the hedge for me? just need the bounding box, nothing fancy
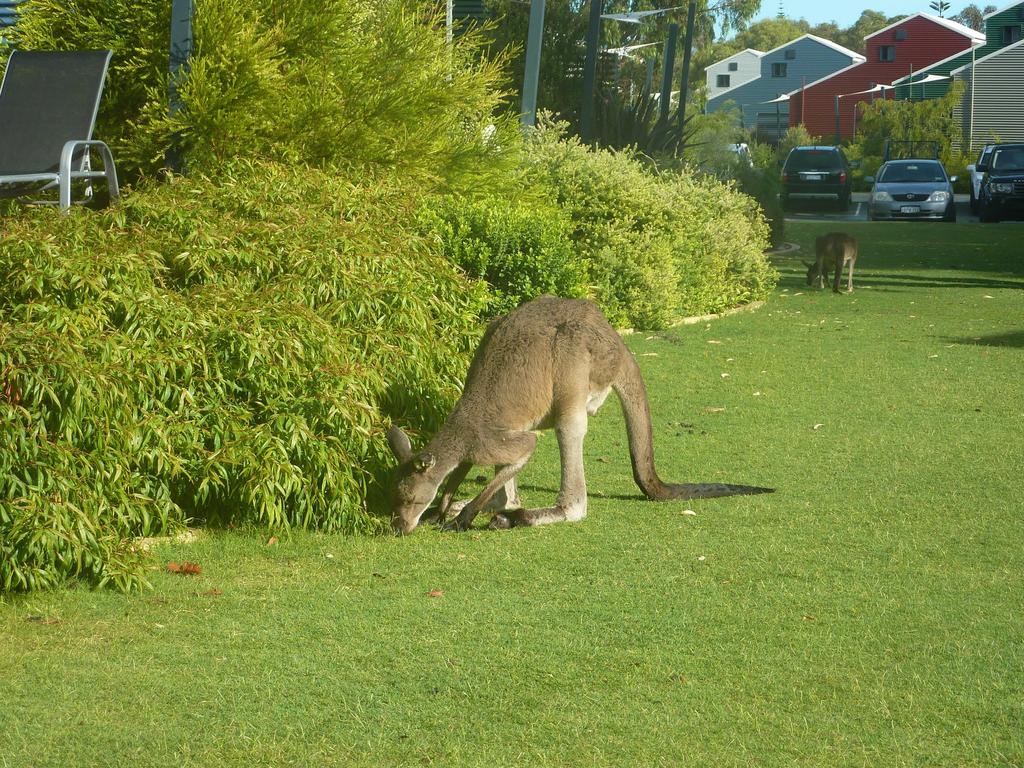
[0,161,488,591]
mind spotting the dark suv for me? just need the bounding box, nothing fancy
[781,146,853,212]
[977,143,1024,223]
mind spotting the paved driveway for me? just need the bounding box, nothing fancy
[783,192,992,224]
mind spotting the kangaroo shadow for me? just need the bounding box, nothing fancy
[854,273,1024,291]
[946,331,1024,348]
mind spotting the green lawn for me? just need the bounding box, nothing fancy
[2,221,1022,768]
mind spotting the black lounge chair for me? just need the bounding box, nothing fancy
[0,49,119,211]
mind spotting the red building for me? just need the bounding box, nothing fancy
[788,13,984,141]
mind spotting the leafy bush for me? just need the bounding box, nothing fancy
[731,163,785,248]
[593,90,698,158]
[846,84,970,192]
[6,0,519,192]
[0,161,488,591]
[417,195,589,317]
[525,120,777,328]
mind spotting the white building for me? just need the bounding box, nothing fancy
[705,48,763,102]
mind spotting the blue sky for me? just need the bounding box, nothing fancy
[752,1,959,28]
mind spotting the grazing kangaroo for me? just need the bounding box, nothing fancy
[387,296,772,535]
[806,232,857,293]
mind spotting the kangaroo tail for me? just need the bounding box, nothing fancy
[613,354,774,501]
[653,482,774,500]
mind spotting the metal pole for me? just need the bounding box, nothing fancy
[520,0,546,128]
[677,1,697,122]
[644,57,655,96]
[659,23,679,121]
[834,95,840,143]
[166,0,193,173]
[580,0,602,142]
[446,0,453,44]
[969,46,975,154]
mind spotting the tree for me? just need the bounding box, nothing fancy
[482,1,760,130]
[848,81,967,180]
[929,0,951,17]
[951,3,998,32]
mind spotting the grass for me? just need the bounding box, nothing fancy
[2,221,1023,768]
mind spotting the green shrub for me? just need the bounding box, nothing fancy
[6,0,519,192]
[416,195,589,317]
[0,161,488,591]
[525,120,777,328]
[846,83,970,192]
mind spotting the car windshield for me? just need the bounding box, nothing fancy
[786,150,842,171]
[878,163,946,183]
[991,147,1024,172]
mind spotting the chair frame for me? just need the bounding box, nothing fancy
[0,49,120,212]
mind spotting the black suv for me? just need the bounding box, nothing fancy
[781,146,853,212]
[977,143,1024,223]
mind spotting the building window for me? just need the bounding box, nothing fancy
[785,48,796,60]
[717,74,731,88]
[772,62,787,77]
[1004,25,1022,44]
[728,62,738,71]
[895,29,907,41]
[879,45,896,62]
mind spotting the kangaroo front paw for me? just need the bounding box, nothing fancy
[441,517,471,532]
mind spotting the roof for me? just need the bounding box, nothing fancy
[760,33,865,62]
[783,57,866,96]
[866,12,986,42]
[889,39,987,84]
[703,48,763,71]
[985,0,1024,19]
[950,35,1024,74]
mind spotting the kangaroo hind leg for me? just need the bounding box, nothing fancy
[490,409,589,529]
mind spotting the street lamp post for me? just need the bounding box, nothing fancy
[520,0,547,128]
[677,1,697,121]
[659,23,679,120]
[580,0,603,142]
[166,0,193,172]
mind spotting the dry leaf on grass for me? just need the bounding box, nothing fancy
[266,536,279,546]
[426,589,444,598]
[199,588,223,597]
[167,561,202,575]
[25,616,61,625]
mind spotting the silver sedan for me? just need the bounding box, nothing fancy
[866,160,957,222]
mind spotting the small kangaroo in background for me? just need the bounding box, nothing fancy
[806,232,857,293]
[387,296,772,535]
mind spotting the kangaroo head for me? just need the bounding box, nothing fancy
[804,259,820,286]
[387,425,446,535]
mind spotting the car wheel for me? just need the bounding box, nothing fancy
[838,193,850,212]
[969,187,977,214]
[944,202,957,223]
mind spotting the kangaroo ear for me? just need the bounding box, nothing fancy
[415,453,436,472]
[387,425,413,462]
